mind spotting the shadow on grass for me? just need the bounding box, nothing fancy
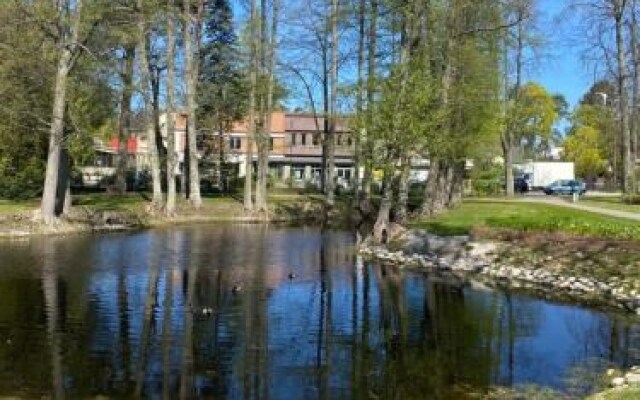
[72,192,150,211]
[414,222,470,236]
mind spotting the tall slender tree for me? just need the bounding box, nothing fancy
[183,0,204,208]
[326,0,339,208]
[40,0,85,224]
[137,0,164,209]
[244,0,259,212]
[166,0,178,216]
[115,45,136,194]
[612,0,633,192]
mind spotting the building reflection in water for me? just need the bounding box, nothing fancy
[0,225,637,398]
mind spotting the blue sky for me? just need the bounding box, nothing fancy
[529,0,591,110]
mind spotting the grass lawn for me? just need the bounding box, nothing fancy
[581,196,640,214]
[0,189,326,215]
[0,199,38,215]
[72,192,265,213]
[73,193,150,212]
[410,199,640,240]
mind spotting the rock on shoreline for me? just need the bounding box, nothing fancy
[359,227,640,314]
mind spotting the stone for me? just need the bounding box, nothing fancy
[612,377,625,387]
[606,368,616,376]
[467,242,498,258]
[625,372,640,385]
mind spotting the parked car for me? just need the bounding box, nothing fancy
[543,179,586,195]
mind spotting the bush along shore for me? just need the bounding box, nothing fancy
[359,225,640,314]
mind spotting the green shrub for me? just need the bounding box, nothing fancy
[472,179,504,196]
[0,158,44,199]
[469,162,504,196]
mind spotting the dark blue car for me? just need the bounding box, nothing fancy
[543,179,586,195]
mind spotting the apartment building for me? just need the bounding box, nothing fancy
[215,111,356,188]
[79,111,356,190]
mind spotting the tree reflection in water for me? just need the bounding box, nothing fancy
[0,226,637,398]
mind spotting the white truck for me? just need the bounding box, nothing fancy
[516,162,575,191]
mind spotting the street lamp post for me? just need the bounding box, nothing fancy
[595,91,608,106]
[595,91,620,190]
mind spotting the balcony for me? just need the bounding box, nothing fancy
[283,145,354,158]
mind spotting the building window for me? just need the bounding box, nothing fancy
[291,133,297,146]
[292,167,304,180]
[269,137,274,151]
[301,133,307,146]
[313,133,320,146]
[230,137,241,150]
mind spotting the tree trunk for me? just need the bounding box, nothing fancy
[116,46,136,194]
[41,47,72,224]
[447,161,465,208]
[395,157,411,222]
[55,148,71,216]
[321,46,330,193]
[503,8,524,198]
[373,169,393,243]
[615,4,633,193]
[257,0,279,213]
[151,70,163,161]
[631,1,639,167]
[502,134,514,197]
[138,19,163,208]
[244,0,259,212]
[255,0,268,211]
[420,159,454,216]
[184,0,203,208]
[166,2,178,216]
[41,0,83,224]
[361,0,378,209]
[326,0,339,208]
[431,161,452,215]
[353,0,366,203]
[63,178,72,215]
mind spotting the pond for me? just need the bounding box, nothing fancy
[0,225,638,399]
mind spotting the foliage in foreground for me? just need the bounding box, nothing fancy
[411,200,640,240]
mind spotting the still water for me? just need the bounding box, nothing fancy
[0,225,638,399]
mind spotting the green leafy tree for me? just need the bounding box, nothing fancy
[510,82,559,160]
[564,102,615,182]
[564,126,608,180]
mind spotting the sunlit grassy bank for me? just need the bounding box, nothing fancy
[411,199,640,240]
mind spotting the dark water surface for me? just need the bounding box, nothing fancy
[0,225,638,399]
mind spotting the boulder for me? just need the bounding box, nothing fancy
[467,242,498,258]
[612,377,625,387]
[625,372,640,385]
